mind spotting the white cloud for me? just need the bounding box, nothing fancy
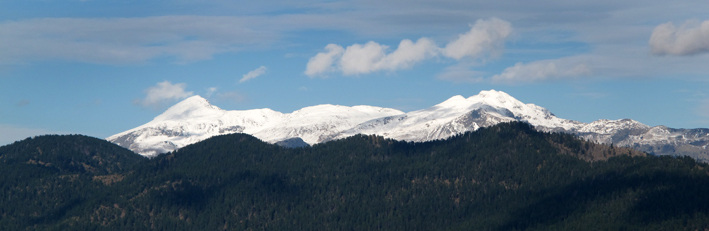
[305,44,345,77]
[240,66,267,83]
[649,20,709,56]
[305,18,509,76]
[136,81,193,107]
[317,38,437,76]
[377,38,439,71]
[443,18,512,60]
[491,58,591,84]
[339,41,388,75]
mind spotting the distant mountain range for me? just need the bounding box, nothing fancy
[107,90,709,161]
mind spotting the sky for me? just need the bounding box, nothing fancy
[2,0,709,145]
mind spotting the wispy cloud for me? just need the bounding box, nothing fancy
[135,81,193,108]
[305,18,512,77]
[491,57,591,84]
[305,44,345,77]
[0,16,276,64]
[3,2,708,84]
[650,19,709,56]
[436,63,486,83]
[240,66,267,83]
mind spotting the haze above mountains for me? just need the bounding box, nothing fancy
[107,90,709,162]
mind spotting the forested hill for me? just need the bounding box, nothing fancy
[2,122,709,230]
[0,135,145,175]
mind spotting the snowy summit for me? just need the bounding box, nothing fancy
[108,90,709,162]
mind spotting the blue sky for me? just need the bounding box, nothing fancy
[2,0,709,145]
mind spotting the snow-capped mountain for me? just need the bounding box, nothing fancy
[107,96,403,156]
[329,90,582,142]
[108,90,709,162]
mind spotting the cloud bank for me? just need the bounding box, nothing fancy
[136,81,194,107]
[305,18,512,77]
[650,19,709,56]
[240,66,267,83]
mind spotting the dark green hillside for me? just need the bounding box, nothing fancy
[0,135,145,174]
[2,123,709,230]
[0,135,145,229]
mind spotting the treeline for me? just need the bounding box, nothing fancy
[1,122,708,230]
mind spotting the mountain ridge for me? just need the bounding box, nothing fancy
[9,122,709,230]
[107,90,709,161]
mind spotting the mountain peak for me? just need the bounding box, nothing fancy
[477,89,506,96]
[183,95,209,102]
[465,90,526,111]
[112,89,709,162]
[153,95,223,121]
[436,95,467,107]
[471,89,518,103]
